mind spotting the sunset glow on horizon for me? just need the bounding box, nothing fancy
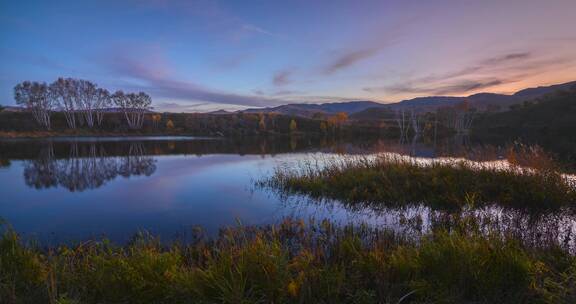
[1,0,575,112]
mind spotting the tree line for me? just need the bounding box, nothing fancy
[13,78,152,130]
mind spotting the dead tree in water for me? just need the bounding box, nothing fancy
[395,109,410,139]
[436,101,476,134]
[452,102,475,134]
[409,108,423,135]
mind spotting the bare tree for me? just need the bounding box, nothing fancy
[94,88,111,127]
[76,79,98,128]
[112,91,152,129]
[409,108,423,135]
[14,81,52,129]
[49,78,78,129]
[454,102,475,134]
[395,109,409,138]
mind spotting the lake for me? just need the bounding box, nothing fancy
[1,136,575,250]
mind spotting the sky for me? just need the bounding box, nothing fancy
[1,0,575,112]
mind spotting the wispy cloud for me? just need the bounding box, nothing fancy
[156,101,249,112]
[481,52,531,65]
[240,24,273,36]
[137,0,275,42]
[324,48,379,75]
[272,69,292,86]
[320,19,407,75]
[365,52,572,96]
[381,78,508,96]
[100,45,291,108]
[231,23,276,41]
[0,47,77,73]
[417,52,533,84]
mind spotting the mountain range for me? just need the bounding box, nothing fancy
[240,81,576,118]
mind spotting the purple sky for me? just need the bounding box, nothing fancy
[1,0,575,112]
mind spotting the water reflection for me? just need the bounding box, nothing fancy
[1,135,575,245]
[283,196,576,254]
[23,142,156,192]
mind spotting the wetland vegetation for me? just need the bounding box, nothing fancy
[2,138,576,303]
[2,218,576,304]
[262,145,576,212]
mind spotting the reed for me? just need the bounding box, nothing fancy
[1,219,575,303]
[262,150,576,211]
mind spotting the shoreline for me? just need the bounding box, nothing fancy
[0,130,327,140]
[0,130,216,139]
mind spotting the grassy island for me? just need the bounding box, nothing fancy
[262,149,576,212]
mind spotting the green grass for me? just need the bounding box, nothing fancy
[262,152,576,211]
[1,219,575,303]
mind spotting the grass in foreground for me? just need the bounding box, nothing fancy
[262,149,576,211]
[1,219,575,304]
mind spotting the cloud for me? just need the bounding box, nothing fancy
[252,88,302,96]
[155,101,250,113]
[381,79,508,95]
[212,53,252,70]
[231,23,275,41]
[272,70,292,86]
[240,24,273,36]
[273,90,300,96]
[324,48,379,75]
[417,52,533,84]
[320,24,404,75]
[481,52,531,65]
[100,45,291,108]
[0,47,77,73]
[137,0,275,42]
[365,52,572,96]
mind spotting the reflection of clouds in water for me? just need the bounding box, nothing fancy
[6,137,576,244]
[23,142,157,192]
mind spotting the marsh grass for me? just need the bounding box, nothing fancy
[1,219,575,303]
[262,146,576,211]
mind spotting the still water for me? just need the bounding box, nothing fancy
[0,136,575,250]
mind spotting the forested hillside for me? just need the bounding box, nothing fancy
[473,85,576,163]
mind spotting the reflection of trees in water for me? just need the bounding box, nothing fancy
[24,142,156,192]
[119,143,156,177]
[23,144,57,189]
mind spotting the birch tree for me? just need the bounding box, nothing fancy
[112,91,152,129]
[76,79,98,128]
[14,81,52,129]
[49,78,78,129]
[94,88,111,127]
[410,108,423,134]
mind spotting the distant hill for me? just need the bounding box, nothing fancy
[242,101,385,118]
[474,87,576,137]
[1,106,26,112]
[356,81,576,115]
[207,109,233,115]
[349,107,396,121]
[243,81,576,118]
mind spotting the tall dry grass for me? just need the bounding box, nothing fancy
[1,219,575,303]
